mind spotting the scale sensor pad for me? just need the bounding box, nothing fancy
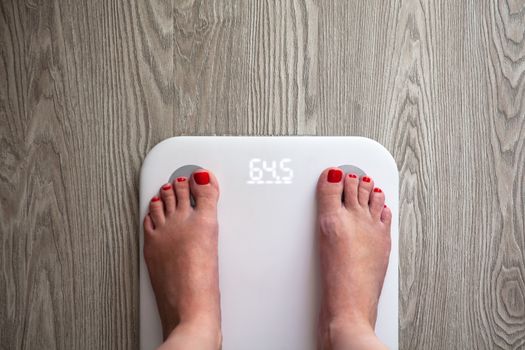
[140,136,399,350]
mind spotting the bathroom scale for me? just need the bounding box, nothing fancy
[139,136,399,349]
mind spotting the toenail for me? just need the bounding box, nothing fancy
[176,177,186,182]
[373,187,382,193]
[362,176,371,183]
[194,171,210,185]
[162,184,172,190]
[384,204,387,208]
[151,196,160,202]
[348,173,358,178]
[327,169,343,183]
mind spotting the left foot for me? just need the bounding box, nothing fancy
[143,170,222,349]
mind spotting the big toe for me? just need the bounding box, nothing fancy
[190,169,220,212]
[316,168,344,214]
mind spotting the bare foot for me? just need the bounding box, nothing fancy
[143,170,221,350]
[316,168,392,350]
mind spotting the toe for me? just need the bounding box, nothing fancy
[316,168,344,214]
[357,175,374,206]
[190,169,220,212]
[160,183,176,215]
[369,187,385,219]
[381,205,392,227]
[174,176,191,209]
[143,213,155,233]
[343,173,360,209]
[149,195,165,226]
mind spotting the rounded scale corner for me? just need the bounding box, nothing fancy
[140,136,190,179]
[354,137,399,175]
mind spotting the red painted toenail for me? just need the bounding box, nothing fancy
[176,177,186,182]
[384,205,387,208]
[162,184,172,190]
[327,169,343,183]
[151,196,160,202]
[362,176,371,183]
[348,173,358,178]
[194,172,210,185]
[373,187,382,193]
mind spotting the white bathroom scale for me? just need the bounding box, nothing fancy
[140,136,399,349]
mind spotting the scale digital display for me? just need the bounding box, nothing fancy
[246,158,293,184]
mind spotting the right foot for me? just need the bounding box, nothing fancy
[316,168,392,350]
[143,170,222,350]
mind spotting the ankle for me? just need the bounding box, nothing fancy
[323,317,387,350]
[162,319,222,350]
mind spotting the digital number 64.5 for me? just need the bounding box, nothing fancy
[248,158,293,184]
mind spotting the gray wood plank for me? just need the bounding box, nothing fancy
[1,0,524,349]
[1,0,174,348]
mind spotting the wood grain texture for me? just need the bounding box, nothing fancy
[1,0,524,349]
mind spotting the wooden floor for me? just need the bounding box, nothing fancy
[1,1,524,349]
